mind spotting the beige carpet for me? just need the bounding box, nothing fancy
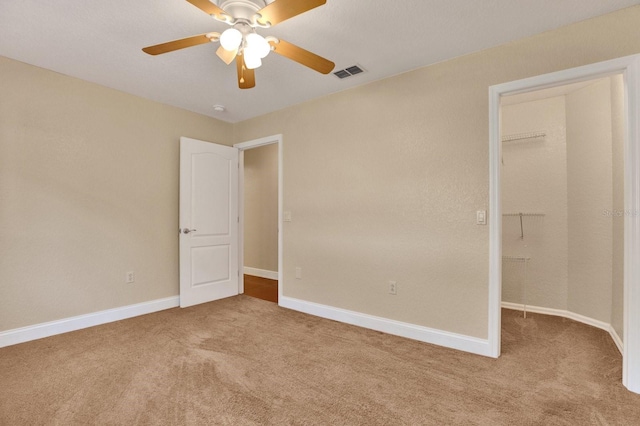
[1,296,639,425]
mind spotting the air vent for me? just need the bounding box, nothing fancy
[333,65,365,79]
[345,65,363,75]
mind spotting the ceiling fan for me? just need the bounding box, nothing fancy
[142,0,335,89]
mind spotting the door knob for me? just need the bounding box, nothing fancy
[182,228,197,234]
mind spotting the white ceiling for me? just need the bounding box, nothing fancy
[1,0,638,123]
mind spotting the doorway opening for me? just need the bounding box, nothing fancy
[488,54,640,394]
[500,74,624,358]
[235,135,283,304]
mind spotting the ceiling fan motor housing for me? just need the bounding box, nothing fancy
[217,0,273,21]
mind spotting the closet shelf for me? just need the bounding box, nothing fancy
[502,256,531,261]
[502,213,545,217]
[501,131,546,143]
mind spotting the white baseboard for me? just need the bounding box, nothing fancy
[501,302,623,354]
[279,296,491,357]
[0,296,180,348]
[244,267,278,280]
[610,326,624,354]
[501,302,610,330]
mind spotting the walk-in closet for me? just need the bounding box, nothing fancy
[500,75,624,346]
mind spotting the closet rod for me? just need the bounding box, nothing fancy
[501,131,546,143]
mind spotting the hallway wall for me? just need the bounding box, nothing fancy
[244,144,279,273]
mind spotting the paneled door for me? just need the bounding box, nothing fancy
[179,137,239,308]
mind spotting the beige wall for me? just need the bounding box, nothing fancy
[501,96,568,310]
[0,56,232,331]
[243,144,278,272]
[611,74,625,338]
[566,79,613,323]
[233,6,640,339]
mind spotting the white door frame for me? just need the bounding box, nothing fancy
[234,134,283,302]
[488,54,640,393]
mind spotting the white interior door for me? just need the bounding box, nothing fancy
[179,137,239,308]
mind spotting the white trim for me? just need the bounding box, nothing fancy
[234,135,282,150]
[234,134,283,302]
[488,82,502,359]
[280,296,491,357]
[0,296,180,348]
[502,302,610,333]
[624,55,640,394]
[501,302,623,354]
[238,150,245,294]
[243,267,278,280]
[622,55,640,393]
[489,54,640,393]
[611,326,624,355]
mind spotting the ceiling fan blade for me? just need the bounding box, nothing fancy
[269,39,335,74]
[143,34,212,55]
[256,0,326,26]
[236,54,256,89]
[186,0,228,19]
[216,46,238,65]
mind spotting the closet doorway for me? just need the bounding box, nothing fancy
[501,76,623,327]
[488,54,640,394]
[500,75,623,351]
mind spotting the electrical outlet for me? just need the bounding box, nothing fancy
[126,271,135,284]
[295,267,302,279]
[388,281,397,295]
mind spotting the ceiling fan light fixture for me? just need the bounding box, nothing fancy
[243,47,262,69]
[220,28,242,51]
[144,0,335,89]
[245,33,270,59]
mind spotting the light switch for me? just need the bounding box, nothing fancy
[283,211,292,222]
[476,210,487,225]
